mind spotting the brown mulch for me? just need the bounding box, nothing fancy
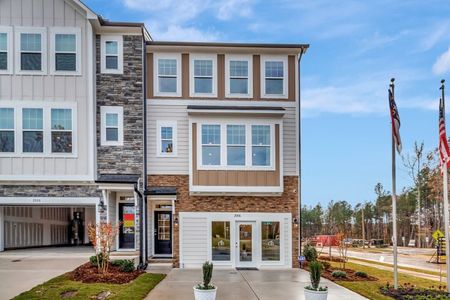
[321,267,378,282]
[318,255,345,262]
[68,262,144,284]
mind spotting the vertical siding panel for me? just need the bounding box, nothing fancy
[146,53,154,98]
[0,77,12,99]
[43,0,54,26]
[217,54,225,99]
[288,55,296,101]
[54,0,64,26]
[181,53,189,98]
[11,0,22,25]
[0,0,12,25]
[253,55,261,100]
[22,0,33,26]
[22,76,33,100]
[33,77,44,100]
[33,0,44,26]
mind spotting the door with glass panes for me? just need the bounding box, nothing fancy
[154,211,172,255]
[235,221,257,267]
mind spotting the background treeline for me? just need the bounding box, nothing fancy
[301,142,445,247]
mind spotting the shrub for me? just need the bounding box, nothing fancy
[119,260,135,273]
[331,270,347,278]
[196,261,215,290]
[309,261,323,290]
[318,260,331,270]
[303,244,318,262]
[89,253,105,267]
[355,271,367,278]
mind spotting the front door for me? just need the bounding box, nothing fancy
[154,211,172,255]
[236,222,256,268]
[118,203,135,249]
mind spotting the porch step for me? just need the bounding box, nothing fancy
[148,257,173,264]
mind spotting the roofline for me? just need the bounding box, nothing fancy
[98,16,145,28]
[146,41,309,50]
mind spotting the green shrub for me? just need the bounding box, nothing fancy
[196,261,214,290]
[318,260,331,270]
[309,261,323,290]
[89,253,105,267]
[303,244,318,262]
[331,270,347,278]
[110,259,135,272]
[355,271,367,278]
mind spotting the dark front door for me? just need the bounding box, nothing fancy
[154,211,172,255]
[119,203,135,249]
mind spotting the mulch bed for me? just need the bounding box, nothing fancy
[318,255,345,262]
[69,262,144,284]
[321,267,378,282]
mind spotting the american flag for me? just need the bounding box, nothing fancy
[389,86,402,153]
[439,97,450,168]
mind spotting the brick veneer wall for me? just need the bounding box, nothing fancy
[96,35,144,176]
[148,175,300,268]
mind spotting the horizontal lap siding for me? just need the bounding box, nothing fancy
[180,215,208,267]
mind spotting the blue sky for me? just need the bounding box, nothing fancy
[85,0,450,206]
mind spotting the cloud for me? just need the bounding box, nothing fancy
[216,0,253,21]
[146,23,220,41]
[419,22,450,52]
[432,47,450,75]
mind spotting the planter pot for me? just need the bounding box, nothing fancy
[193,286,217,300]
[304,288,328,300]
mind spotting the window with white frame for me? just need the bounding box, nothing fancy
[0,108,14,152]
[50,28,81,74]
[22,108,44,153]
[101,35,123,74]
[51,109,72,153]
[226,55,252,97]
[157,120,177,156]
[101,106,123,146]
[190,54,216,97]
[16,27,47,73]
[198,122,275,170]
[0,27,13,73]
[155,54,181,96]
[261,56,287,98]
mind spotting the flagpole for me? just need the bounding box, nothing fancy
[390,78,399,289]
[441,79,450,294]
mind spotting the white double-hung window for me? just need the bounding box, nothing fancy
[101,35,123,74]
[226,125,245,166]
[16,27,47,74]
[154,53,181,96]
[251,125,271,166]
[225,55,252,98]
[0,108,14,152]
[0,27,12,74]
[50,28,81,74]
[22,108,44,153]
[101,106,124,146]
[261,56,287,98]
[201,124,221,166]
[190,54,216,97]
[51,109,73,153]
[156,120,177,156]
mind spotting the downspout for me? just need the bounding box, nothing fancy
[298,48,304,259]
[134,181,146,270]
[142,30,149,262]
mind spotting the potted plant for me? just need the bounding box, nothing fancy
[305,261,328,300]
[194,261,217,300]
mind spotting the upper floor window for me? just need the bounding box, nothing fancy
[225,55,252,98]
[101,106,124,146]
[261,56,287,98]
[156,120,177,156]
[16,27,48,74]
[101,35,123,74]
[22,108,44,153]
[51,109,72,153]
[190,54,217,97]
[50,28,81,75]
[0,27,12,74]
[0,108,14,152]
[227,125,245,166]
[201,124,221,166]
[154,53,181,96]
[252,125,271,166]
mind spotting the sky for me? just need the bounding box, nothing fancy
[84,0,450,207]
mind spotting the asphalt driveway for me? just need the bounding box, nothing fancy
[0,246,93,300]
[145,268,367,300]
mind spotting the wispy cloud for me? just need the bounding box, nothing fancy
[418,21,450,52]
[432,47,450,75]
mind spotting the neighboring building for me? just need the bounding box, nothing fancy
[145,42,307,268]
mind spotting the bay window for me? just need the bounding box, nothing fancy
[0,108,14,152]
[22,108,44,153]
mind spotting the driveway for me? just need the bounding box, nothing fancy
[145,268,367,300]
[0,246,93,300]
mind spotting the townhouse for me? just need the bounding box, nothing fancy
[0,0,308,269]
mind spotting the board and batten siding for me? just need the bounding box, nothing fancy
[179,214,208,268]
[146,103,298,176]
[0,0,93,180]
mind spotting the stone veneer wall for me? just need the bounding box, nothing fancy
[148,175,300,268]
[0,185,101,197]
[96,35,144,176]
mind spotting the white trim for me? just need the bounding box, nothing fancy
[260,55,288,99]
[115,192,137,251]
[87,21,95,182]
[100,106,124,146]
[190,185,283,194]
[100,35,123,74]
[189,53,217,98]
[148,99,296,107]
[156,120,178,157]
[187,109,285,115]
[15,27,48,75]
[0,26,13,74]
[154,53,182,97]
[49,27,82,76]
[0,174,94,181]
[235,221,258,268]
[225,54,253,98]
[0,101,77,158]
[0,197,100,205]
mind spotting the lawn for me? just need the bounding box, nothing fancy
[13,272,166,300]
[330,261,448,300]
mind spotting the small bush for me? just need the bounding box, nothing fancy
[331,270,347,278]
[309,261,323,290]
[89,253,105,267]
[355,271,367,278]
[303,244,318,262]
[319,260,331,270]
[111,259,135,272]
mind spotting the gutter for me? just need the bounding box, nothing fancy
[298,48,305,259]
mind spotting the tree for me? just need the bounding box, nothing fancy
[87,222,120,274]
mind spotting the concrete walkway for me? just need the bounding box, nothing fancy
[145,268,367,300]
[0,246,93,300]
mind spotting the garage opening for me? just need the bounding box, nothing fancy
[2,206,96,250]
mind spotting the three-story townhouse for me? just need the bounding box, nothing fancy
[145,42,308,268]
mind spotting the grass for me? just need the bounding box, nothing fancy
[13,273,166,300]
[329,261,447,300]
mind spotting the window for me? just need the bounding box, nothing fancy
[0,108,14,152]
[190,54,216,97]
[158,59,177,93]
[101,35,123,74]
[261,221,280,261]
[157,120,177,156]
[261,56,287,98]
[50,28,81,74]
[15,27,47,74]
[201,124,221,166]
[252,125,271,166]
[101,106,123,146]
[0,27,13,73]
[212,221,230,261]
[51,109,72,153]
[22,108,44,153]
[226,55,252,97]
[226,125,245,166]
